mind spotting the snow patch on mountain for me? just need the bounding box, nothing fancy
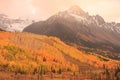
[70,14,86,21]
[0,13,33,32]
[67,10,120,34]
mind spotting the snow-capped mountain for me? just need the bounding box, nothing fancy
[0,13,33,32]
[51,6,120,34]
[56,6,120,34]
[24,5,120,59]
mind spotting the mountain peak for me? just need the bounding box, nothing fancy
[67,5,88,17]
[93,15,105,25]
[68,5,83,11]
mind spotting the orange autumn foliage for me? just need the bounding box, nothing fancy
[0,31,119,75]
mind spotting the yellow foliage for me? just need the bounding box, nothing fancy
[0,31,119,75]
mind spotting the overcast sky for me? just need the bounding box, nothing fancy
[0,0,120,22]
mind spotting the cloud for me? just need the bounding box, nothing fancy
[0,0,120,22]
[0,0,34,18]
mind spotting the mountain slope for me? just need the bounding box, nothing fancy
[23,6,120,59]
[0,31,120,79]
[0,28,3,31]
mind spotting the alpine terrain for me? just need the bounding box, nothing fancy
[24,6,120,59]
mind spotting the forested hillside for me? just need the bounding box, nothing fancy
[0,31,120,80]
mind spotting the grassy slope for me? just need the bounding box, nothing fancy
[0,31,120,79]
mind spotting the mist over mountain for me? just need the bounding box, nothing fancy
[23,6,120,59]
[0,13,33,32]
